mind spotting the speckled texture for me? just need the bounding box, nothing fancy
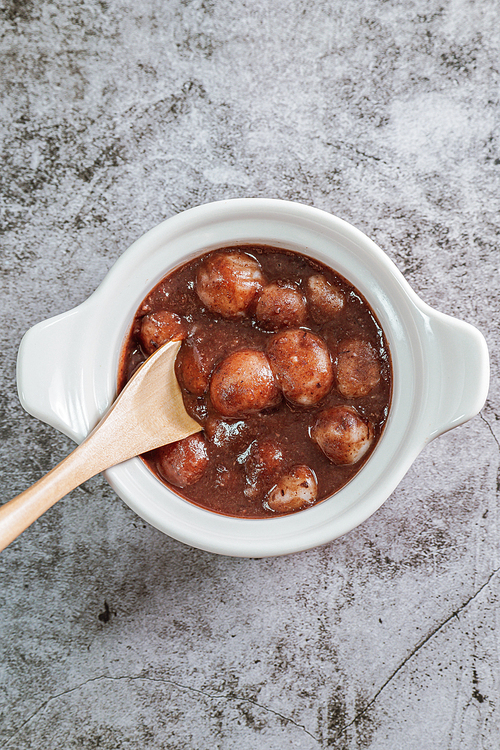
[1,1,499,747]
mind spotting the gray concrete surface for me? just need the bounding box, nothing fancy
[1,1,499,748]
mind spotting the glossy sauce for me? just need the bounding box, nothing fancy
[119,245,392,517]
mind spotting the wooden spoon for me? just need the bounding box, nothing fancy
[0,339,201,552]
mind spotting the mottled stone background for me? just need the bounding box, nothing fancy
[1,0,499,748]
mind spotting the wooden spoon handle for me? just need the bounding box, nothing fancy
[0,388,145,552]
[0,438,103,553]
[0,339,201,552]
[0,385,163,552]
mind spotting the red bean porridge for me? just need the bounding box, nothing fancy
[119,245,392,518]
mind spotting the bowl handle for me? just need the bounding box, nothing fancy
[426,308,489,440]
[16,305,93,443]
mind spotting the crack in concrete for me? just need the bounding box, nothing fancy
[332,566,500,745]
[1,674,320,748]
[5,565,500,749]
[480,413,500,452]
[3,573,499,749]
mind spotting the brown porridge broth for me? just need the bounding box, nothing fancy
[118,245,392,518]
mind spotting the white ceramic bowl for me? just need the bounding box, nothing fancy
[17,199,489,557]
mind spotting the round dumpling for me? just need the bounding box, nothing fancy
[310,406,374,465]
[195,251,265,318]
[209,349,282,417]
[267,328,333,406]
